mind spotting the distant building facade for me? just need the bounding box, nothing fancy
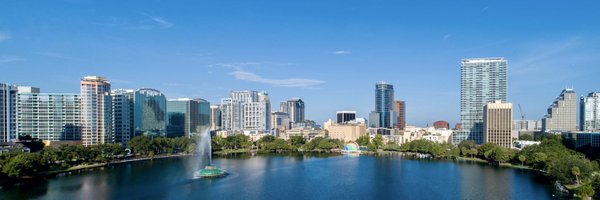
[484,100,513,148]
[542,89,577,133]
[324,119,367,142]
[80,76,112,146]
[0,83,18,142]
[111,89,135,145]
[167,98,210,138]
[581,92,600,132]
[394,100,406,130]
[371,82,395,128]
[134,88,167,137]
[280,98,305,124]
[210,105,221,131]
[336,111,356,124]
[454,57,508,145]
[220,91,271,133]
[271,112,290,136]
[16,92,81,141]
[433,121,450,130]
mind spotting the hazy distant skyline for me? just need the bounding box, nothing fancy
[1,1,600,126]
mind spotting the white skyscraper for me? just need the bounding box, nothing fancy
[542,88,577,133]
[220,91,271,132]
[454,57,508,145]
[581,92,600,132]
[1,83,18,142]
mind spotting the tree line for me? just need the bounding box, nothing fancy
[0,135,196,181]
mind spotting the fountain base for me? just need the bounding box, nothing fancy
[194,165,228,179]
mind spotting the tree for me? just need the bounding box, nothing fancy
[372,135,384,150]
[129,136,152,155]
[289,136,305,148]
[518,155,527,166]
[572,166,581,185]
[518,134,534,141]
[356,136,371,146]
[576,183,595,199]
[2,153,45,177]
[531,152,547,170]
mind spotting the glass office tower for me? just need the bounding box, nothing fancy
[374,82,394,128]
[454,58,508,145]
[134,88,167,137]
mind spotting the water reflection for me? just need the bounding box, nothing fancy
[0,155,552,200]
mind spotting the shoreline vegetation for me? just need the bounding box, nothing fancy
[1,134,599,198]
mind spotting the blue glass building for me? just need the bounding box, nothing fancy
[373,82,395,128]
[134,88,167,137]
[167,98,211,137]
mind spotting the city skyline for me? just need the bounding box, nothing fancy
[2,1,600,126]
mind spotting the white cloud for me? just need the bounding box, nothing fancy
[481,6,489,12]
[151,17,173,29]
[0,55,24,63]
[332,50,351,55]
[0,32,9,41]
[230,70,326,88]
[443,34,451,40]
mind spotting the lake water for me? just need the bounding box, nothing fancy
[0,154,554,200]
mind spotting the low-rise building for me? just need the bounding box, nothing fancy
[323,119,367,142]
[280,127,325,141]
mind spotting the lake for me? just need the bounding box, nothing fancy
[0,154,554,200]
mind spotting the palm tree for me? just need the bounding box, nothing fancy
[572,166,581,185]
[518,155,527,166]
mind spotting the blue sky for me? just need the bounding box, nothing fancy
[1,0,600,126]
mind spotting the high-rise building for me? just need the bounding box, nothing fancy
[167,98,211,137]
[433,121,450,130]
[210,105,221,131]
[336,111,356,123]
[542,89,577,133]
[280,98,305,124]
[484,100,513,148]
[371,82,395,128]
[16,92,81,141]
[220,98,242,132]
[221,91,271,132]
[454,58,508,145]
[0,83,18,142]
[394,100,406,130]
[134,88,167,137]
[80,76,112,146]
[242,91,271,131]
[581,92,600,132]
[112,89,135,145]
[271,111,290,136]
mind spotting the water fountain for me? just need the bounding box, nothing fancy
[193,129,227,179]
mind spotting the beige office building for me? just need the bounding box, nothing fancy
[484,100,513,148]
[80,76,112,146]
[323,119,367,142]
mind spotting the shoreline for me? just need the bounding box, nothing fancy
[45,153,194,177]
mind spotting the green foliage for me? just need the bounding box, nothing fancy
[356,136,370,146]
[302,137,343,151]
[518,134,534,141]
[372,135,384,150]
[129,136,153,155]
[399,140,453,158]
[575,183,595,199]
[2,153,45,177]
[289,136,306,148]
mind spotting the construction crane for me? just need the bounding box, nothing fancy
[518,104,525,120]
